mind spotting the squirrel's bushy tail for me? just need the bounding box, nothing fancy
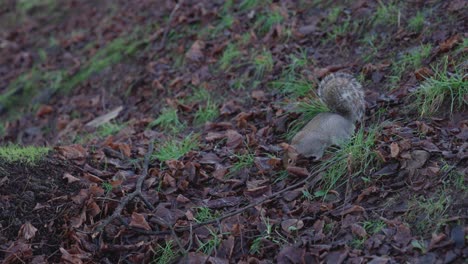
[318,72,365,122]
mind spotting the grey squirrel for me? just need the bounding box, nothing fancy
[284,72,365,164]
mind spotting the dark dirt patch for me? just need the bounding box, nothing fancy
[0,158,83,262]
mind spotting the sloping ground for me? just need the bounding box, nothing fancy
[0,0,466,263]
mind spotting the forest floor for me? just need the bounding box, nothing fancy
[0,0,467,263]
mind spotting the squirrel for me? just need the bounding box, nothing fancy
[284,72,365,164]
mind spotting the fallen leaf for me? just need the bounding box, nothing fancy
[439,34,462,52]
[129,212,152,231]
[281,219,304,233]
[18,222,38,240]
[55,145,87,160]
[225,130,243,149]
[185,40,205,62]
[36,105,54,117]
[390,142,400,158]
[63,172,80,183]
[85,106,123,127]
[351,223,367,238]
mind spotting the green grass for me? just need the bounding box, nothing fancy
[326,7,342,25]
[239,0,269,11]
[253,49,274,79]
[229,152,255,176]
[185,86,211,103]
[441,162,467,191]
[373,1,400,27]
[389,44,432,85]
[219,44,241,71]
[250,216,287,254]
[97,122,125,138]
[270,51,312,97]
[62,36,142,93]
[284,100,329,140]
[0,33,145,118]
[408,11,425,33]
[414,57,467,116]
[360,33,380,62]
[0,144,50,164]
[254,9,284,36]
[326,19,354,42]
[194,207,219,223]
[153,134,199,162]
[194,100,219,125]
[362,220,386,235]
[349,237,366,249]
[318,126,380,193]
[271,74,314,98]
[196,228,223,256]
[152,241,177,264]
[102,182,113,194]
[148,107,184,133]
[16,0,57,13]
[405,191,450,235]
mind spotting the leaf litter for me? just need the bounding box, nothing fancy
[0,0,466,263]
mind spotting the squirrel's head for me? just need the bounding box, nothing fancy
[281,143,299,167]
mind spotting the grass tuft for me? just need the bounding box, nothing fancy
[220,44,241,71]
[0,144,50,164]
[318,126,380,193]
[149,107,185,133]
[194,100,219,125]
[153,134,199,162]
[414,57,467,116]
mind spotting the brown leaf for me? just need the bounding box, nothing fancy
[82,172,103,183]
[281,219,304,233]
[18,221,38,240]
[351,224,367,238]
[414,67,434,81]
[277,246,306,263]
[72,189,89,205]
[87,201,101,218]
[4,240,33,264]
[297,24,318,36]
[70,209,86,228]
[286,166,309,177]
[220,100,241,115]
[390,142,400,158]
[356,185,378,203]
[176,194,191,203]
[85,106,123,127]
[129,212,151,231]
[325,249,348,264]
[251,90,266,101]
[55,144,87,160]
[185,40,205,62]
[393,223,412,247]
[63,172,80,183]
[205,132,225,142]
[439,34,462,52]
[36,105,54,117]
[225,130,243,149]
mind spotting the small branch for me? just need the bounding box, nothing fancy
[92,140,155,238]
[157,1,182,51]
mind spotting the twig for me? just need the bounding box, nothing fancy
[91,140,155,238]
[157,1,182,51]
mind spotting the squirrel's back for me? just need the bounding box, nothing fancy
[318,72,365,122]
